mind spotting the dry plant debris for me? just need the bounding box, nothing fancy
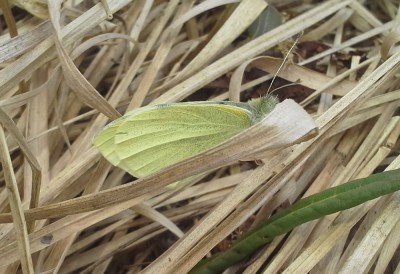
[0,0,399,273]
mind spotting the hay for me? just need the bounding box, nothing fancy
[0,0,399,273]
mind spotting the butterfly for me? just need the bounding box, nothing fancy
[93,96,278,186]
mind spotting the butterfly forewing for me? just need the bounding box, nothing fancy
[94,104,253,178]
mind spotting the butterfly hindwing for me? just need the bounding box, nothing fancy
[94,103,253,178]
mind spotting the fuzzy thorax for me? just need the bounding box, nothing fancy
[248,95,279,123]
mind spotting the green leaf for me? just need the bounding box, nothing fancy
[247,5,282,38]
[190,168,400,274]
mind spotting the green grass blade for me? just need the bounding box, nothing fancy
[189,168,400,274]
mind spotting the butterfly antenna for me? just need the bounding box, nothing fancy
[267,31,303,95]
[271,81,301,92]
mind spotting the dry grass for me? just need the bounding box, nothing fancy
[0,0,400,273]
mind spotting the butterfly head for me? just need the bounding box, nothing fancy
[247,95,278,124]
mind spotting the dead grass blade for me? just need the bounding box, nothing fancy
[0,125,33,273]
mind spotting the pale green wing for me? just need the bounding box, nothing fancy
[93,115,130,166]
[93,107,153,165]
[93,104,253,178]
